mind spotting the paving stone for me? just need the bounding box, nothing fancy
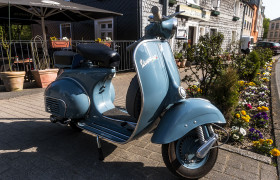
[213,162,226,173]
[224,166,259,180]
[144,143,162,154]
[206,170,239,180]
[127,145,153,158]
[148,152,163,162]
[260,170,278,180]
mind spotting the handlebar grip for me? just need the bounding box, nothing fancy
[151,6,161,22]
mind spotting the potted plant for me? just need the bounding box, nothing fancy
[169,0,177,6]
[31,36,59,88]
[0,27,25,91]
[180,52,187,68]
[232,16,240,21]
[174,52,183,67]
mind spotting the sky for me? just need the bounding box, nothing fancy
[262,0,280,20]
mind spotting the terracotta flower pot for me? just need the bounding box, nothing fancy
[180,59,187,68]
[0,71,26,91]
[31,69,59,88]
[175,59,181,67]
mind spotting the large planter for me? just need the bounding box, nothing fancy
[0,71,26,91]
[180,59,187,68]
[31,69,59,88]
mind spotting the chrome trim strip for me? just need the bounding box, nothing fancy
[102,115,137,127]
[45,96,67,118]
[78,123,127,142]
[93,122,131,139]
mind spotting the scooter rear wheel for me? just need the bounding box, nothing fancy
[162,130,218,179]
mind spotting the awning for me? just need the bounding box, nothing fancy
[0,0,122,21]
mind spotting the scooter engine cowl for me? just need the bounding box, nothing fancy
[45,78,90,119]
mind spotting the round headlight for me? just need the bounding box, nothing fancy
[178,86,186,99]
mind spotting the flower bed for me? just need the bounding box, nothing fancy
[182,33,279,159]
[227,60,280,157]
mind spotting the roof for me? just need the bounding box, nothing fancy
[271,17,280,21]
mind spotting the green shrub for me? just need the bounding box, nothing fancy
[242,51,260,81]
[254,48,273,67]
[208,68,239,121]
[183,33,225,96]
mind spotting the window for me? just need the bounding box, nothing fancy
[95,18,114,40]
[275,32,278,37]
[212,0,220,10]
[270,32,273,38]
[244,20,246,29]
[60,23,72,39]
[210,28,217,36]
[234,1,240,17]
[276,23,279,29]
[232,31,237,42]
[188,0,200,5]
[199,27,205,37]
[271,23,275,29]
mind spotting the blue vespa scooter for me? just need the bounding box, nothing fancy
[45,6,226,179]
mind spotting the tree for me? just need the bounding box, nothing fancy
[263,18,270,39]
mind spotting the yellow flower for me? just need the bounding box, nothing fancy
[241,116,249,122]
[248,82,256,86]
[241,110,246,116]
[238,81,245,86]
[259,139,265,144]
[266,139,273,145]
[197,88,202,93]
[235,114,240,118]
[270,148,280,156]
[246,115,251,120]
[262,107,269,111]
[252,141,259,146]
[257,107,262,111]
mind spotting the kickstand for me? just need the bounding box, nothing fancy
[96,136,104,161]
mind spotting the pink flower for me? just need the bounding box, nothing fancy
[246,104,252,109]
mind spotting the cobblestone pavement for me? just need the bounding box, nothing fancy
[0,72,278,180]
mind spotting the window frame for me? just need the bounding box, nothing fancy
[59,23,72,39]
[94,17,114,40]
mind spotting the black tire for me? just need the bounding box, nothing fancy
[126,75,141,119]
[69,121,83,132]
[162,133,218,179]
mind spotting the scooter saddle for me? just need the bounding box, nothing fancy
[77,43,120,68]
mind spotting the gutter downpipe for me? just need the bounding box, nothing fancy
[239,2,247,54]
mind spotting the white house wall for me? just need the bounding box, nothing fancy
[141,0,243,51]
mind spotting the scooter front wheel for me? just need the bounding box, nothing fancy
[162,130,218,179]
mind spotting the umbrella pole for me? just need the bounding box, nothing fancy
[41,17,48,54]
[41,16,49,68]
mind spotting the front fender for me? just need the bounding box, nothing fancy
[151,98,226,144]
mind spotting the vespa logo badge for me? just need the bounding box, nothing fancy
[140,55,158,68]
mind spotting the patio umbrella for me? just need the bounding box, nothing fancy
[0,0,122,44]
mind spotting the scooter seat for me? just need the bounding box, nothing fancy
[77,43,120,68]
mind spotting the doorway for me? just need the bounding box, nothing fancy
[188,26,195,46]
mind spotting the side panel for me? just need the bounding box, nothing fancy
[131,40,169,137]
[45,78,90,119]
[151,98,226,144]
